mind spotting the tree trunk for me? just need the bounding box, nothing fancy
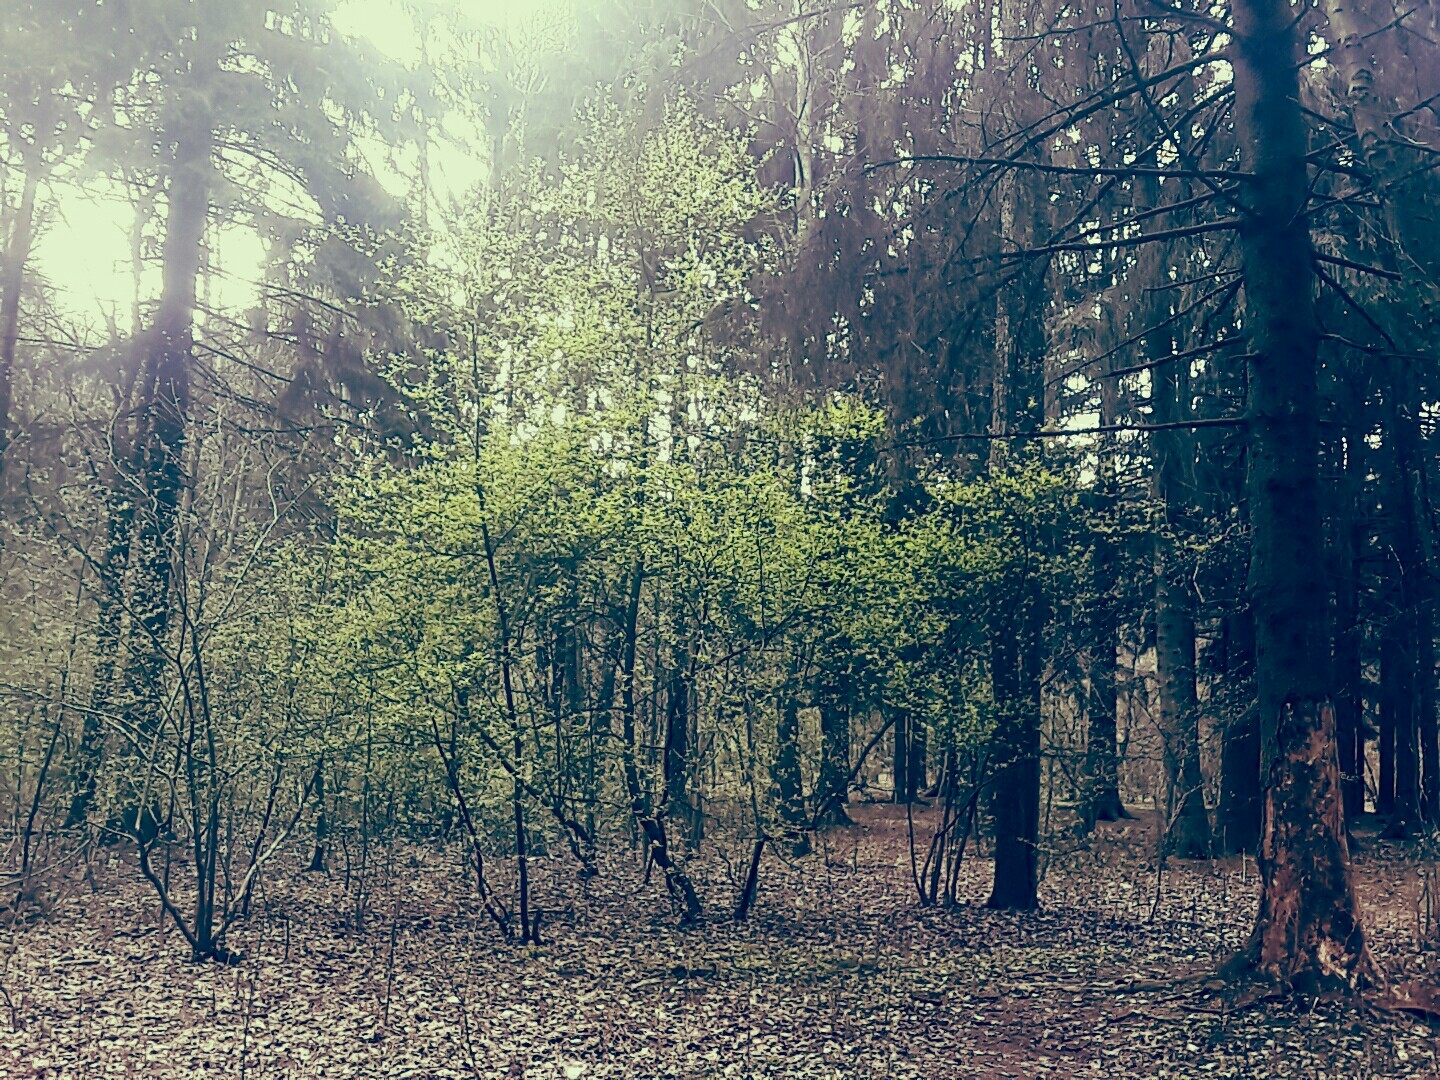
[1216,611,1262,854]
[893,710,925,803]
[1331,431,1367,822]
[0,159,38,491]
[663,658,696,847]
[984,167,1048,912]
[1151,334,1211,859]
[1229,0,1375,988]
[617,564,701,923]
[772,667,809,855]
[1422,610,1438,824]
[126,113,212,742]
[908,714,927,801]
[987,582,1042,910]
[307,758,328,873]
[1157,563,1210,858]
[815,691,852,828]
[1380,368,1424,837]
[1083,385,1127,826]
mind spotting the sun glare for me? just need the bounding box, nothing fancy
[37,0,570,327]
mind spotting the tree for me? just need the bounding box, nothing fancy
[1227,0,1375,988]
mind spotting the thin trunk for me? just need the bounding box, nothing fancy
[1332,432,1366,821]
[987,596,1042,910]
[1084,378,1127,825]
[1381,616,1419,835]
[663,658,694,848]
[893,709,910,803]
[617,564,701,923]
[985,170,1048,912]
[0,160,39,489]
[127,115,212,741]
[1380,370,1424,836]
[1157,565,1210,857]
[815,691,852,828]
[307,758,328,873]
[1152,347,1211,859]
[771,659,809,854]
[475,501,532,944]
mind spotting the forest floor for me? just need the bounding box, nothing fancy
[3,804,1440,1079]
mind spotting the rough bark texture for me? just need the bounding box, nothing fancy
[1231,0,1376,988]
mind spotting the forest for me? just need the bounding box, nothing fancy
[2,0,1440,1075]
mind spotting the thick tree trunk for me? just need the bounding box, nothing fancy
[1217,610,1262,853]
[1229,0,1375,988]
[64,472,138,829]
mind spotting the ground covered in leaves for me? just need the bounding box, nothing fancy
[4,805,1440,1078]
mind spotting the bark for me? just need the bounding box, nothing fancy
[617,564,701,923]
[126,113,213,740]
[1331,433,1366,822]
[663,658,696,847]
[771,660,809,854]
[984,168,1049,912]
[1083,385,1127,826]
[987,593,1042,910]
[1157,563,1211,858]
[1217,609,1262,853]
[0,159,38,490]
[1152,349,1211,859]
[892,710,926,803]
[1379,369,1424,836]
[814,691,853,828]
[307,759,328,873]
[1229,0,1376,988]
